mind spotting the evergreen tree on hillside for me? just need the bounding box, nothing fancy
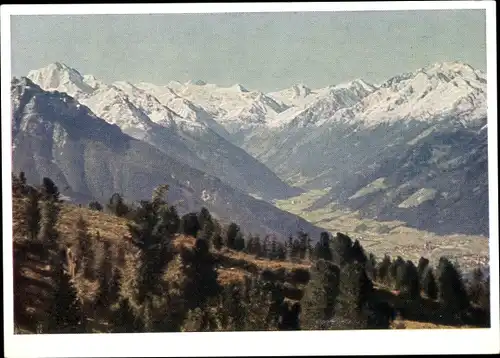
[179,237,222,328]
[88,200,103,212]
[301,259,340,329]
[315,231,333,261]
[397,260,420,299]
[334,261,373,329]
[120,194,176,330]
[422,267,438,300]
[197,207,212,231]
[276,242,287,261]
[389,256,406,288]
[291,237,301,259]
[180,212,201,237]
[40,177,60,202]
[350,239,368,265]
[226,222,240,250]
[331,232,353,267]
[107,193,129,217]
[377,255,392,284]
[47,247,83,333]
[38,196,61,253]
[467,267,489,311]
[24,188,41,242]
[234,231,246,252]
[253,235,263,258]
[437,257,470,319]
[75,215,95,279]
[417,257,430,283]
[297,230,309,260]
[12,172,28,197]
[366,253,378,281]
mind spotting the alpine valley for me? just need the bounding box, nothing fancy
[12,60,488,244]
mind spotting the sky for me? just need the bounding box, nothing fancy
[10,10,486,92]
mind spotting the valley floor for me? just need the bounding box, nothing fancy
[274,189,489,272]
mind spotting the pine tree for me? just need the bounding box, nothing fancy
[47,247,84,333]
[377,255,392,284]
[390,256,406,288]
[422,267,438,300]
[107,193,129,217]
[437,257,470,319]
[75,215,95,279]
[38,196,61,254]
[331,232,353,267]
[88,200,103,211]
[301,259,340,329]
[180,212,201,237]
[350,239,368,265]
[253,235,263,258]
[234,231,246,252]
[397,260,420,299]
[24,188,41,241]
[366,253,377,281]
[226,222,240,249]
[40,177,60,202]
[334,261,373,329]
[179,237,222,311]
[120,196,176,330]
[417,257,430,283]
[315,231,333,261]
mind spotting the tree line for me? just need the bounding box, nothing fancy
[12,173,490,333]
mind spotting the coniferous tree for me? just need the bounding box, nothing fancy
[226,222,240,250]
[120,193,176,330]
[417,257,430,282]
[75,215,95,279]
[107,193,129,217]
[397,260,420,299]
[234,231,246,252]
[315,231,333,261]
[301,259,340,329]
[24,188,41,241]
[286,235,294,261]
[88,201,103,212]
[331,232,353,267]
[297,230,309,260]
[276,242,287,261]
[179,237,222,328]
[422,267,438,300]
[180,212,201,237]
[197,207,212,231]
[212,231,223,251]
[253,235,263,258]
[390,256,406,288]
[377,255,392,284]
[350,239,368,265]
[47,247,83,333]
[366,253,378,281]
[261,235,270,259]
[40,177,60,202]
[291,237,301,260]
[334,261,373,329]
[437,257,470,319]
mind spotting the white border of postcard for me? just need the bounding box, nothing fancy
[2,1,498,357]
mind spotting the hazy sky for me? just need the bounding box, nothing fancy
[10,10,486,92]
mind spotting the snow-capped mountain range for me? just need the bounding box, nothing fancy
[20,60,489,236]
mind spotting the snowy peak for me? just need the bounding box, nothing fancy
[27,62,95,96]
[354,61,487,126]
[229,83,249,93]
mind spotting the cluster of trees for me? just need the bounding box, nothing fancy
[12,173,491,333]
